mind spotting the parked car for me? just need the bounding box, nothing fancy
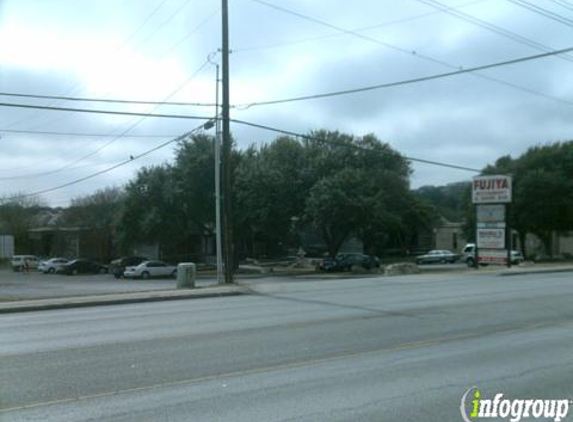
[109,256,147,279]
[11,255,39,272]
[123,260,178,279]
[38,257,69,274]
[415,250,459,265]
[59,259,108,275]
[320,253,380,272]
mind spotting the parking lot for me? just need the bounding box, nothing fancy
[0,269,218,301]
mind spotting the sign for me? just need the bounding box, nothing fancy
[476,204,505,223]
[472,175,512,204]
[478,248,508,265]
[477,228,505,249]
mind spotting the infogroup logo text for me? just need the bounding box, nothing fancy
[461,387,572,422]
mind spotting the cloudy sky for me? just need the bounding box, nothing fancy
[0,0,572,207]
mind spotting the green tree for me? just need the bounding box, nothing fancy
[0,194,44,253]
[62,187,124,261]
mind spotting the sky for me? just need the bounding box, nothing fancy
[0,0,572,207]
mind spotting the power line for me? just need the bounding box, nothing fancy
[132,0,195,54]
[238,46,573,108]
[230,118,482,173]
[413,0,573,62]
[3,0,172,131]
[0,129,177,138]
[0,92,215,107]
[0,101,212,120]
[0,59,213,180]
[248,0,573,109]
[505,0,573,28]
[0,124,208,203]
[548,0,573,12]
[233,0,492,53]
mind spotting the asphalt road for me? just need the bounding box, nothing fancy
[2,271,573,421]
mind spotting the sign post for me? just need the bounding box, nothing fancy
[472,175,513,268]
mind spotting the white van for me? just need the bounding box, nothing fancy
[11,255,40,272]
[461,243,476,267]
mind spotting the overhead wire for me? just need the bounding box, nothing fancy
[0,129,178,138]
[247,0,573,109]
[505,0,573,28]
[237,46,573,108]
[548,0,573,12]
[413,0,573,62]
[233,0,492,53]
[230,118,482,173]
[0,59,213,180]
[0,123,208,203]
[0,92,215,107]
[2,0,172,130]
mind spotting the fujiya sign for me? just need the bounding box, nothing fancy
[472,175,512,204]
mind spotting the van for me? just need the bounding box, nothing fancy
[11,255,39,272]
[461,243,476,267]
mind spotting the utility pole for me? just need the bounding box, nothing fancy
[214,64,223,284]
[221,0,234,284]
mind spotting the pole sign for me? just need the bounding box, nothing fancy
[477,228,505,249]
[472,175,513,267]
[472,175,512,204]
[476,249,508,265]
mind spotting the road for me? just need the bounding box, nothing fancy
[1,271,573,421]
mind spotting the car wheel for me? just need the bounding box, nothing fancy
[466,258,475,268]
[141,271,150,280]
[72,269,79,275]
[48,267,55,274]
[172,270,177,279]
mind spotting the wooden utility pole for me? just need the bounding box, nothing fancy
[221,0,234,284]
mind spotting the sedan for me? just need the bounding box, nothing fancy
[320,254,380,272]
[38,257,69,274]
[415,250,459,265]
[59,259,108,275]
[123,260,178,279]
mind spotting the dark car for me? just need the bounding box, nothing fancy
[59,259,108,275]
[415,249,459,265]
[109,256,147,279]
[320,253,380,272]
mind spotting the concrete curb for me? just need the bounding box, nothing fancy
[497,267,573,277]
[0,285,249,314]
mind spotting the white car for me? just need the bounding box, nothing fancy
[38,258,70,274]
[11,255,39,272]
[123,260,178,279]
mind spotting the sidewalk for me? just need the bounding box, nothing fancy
[0,284,249,314]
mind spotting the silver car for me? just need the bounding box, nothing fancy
[123,260,178,279]
[415,250,459,265]
[38,258,70,274]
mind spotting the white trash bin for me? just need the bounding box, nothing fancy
[176,262,196,288]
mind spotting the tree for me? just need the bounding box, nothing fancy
[234,137,307,256]
[118,165,182,248]
[61,187,124,261]
[301,131,414,257]
[0,194,45,253]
